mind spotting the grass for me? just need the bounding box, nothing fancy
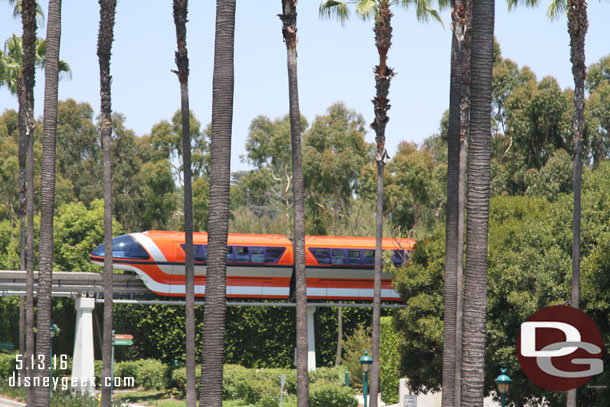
[114,389,268,407]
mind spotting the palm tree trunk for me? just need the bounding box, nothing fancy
[335,306,343,366]
[279,2,309,405]
[97,1,117,406]
[442,16,462,407]
[369,3,394,406]
[17,78,27,275]
[199,1,235,406]
[172,1,196,405]
[20,1,37,403]
[455,1,471,402]
[460,0,493,403]
[566,0,587,405]
[34,1,62,405]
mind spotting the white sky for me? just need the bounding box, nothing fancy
[1,1,608,173]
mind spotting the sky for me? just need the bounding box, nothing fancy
[0,1,608,173]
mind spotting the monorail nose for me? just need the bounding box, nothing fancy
[90,234,150,260]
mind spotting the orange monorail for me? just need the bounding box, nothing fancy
[89,231,415,301]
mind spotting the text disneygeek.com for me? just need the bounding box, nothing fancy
[5,354,135,390]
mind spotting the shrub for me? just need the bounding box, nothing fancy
[135,359,167,390]
[0,352,16,378]
[222,364,255,400]
[380,316,401,404]
[114,360,138,384]
[94,360,103,387]
[309,382,358,407]
[309,366,345,386]
[168,366,201,398]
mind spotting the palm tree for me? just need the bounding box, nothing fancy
[278,1,309,405]
[442,7,462,406]
[443,0,470,404]
[18,2,38,404]
[199,0,236,406]
[97,1,117,406]
[320,2,441,405]
[172,1,196,406]
[459,0,494,404]
[33,0,62,405]
[563,0,587,404]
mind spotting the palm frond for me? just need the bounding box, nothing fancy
[547,0,566,20]
[400,0,444,25]
[507,0,540,12]
[58,60,72,80]
[319,0,351,25]
[10,1,46,28]
[355,0,377,21]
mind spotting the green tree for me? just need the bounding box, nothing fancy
[52,200,122,273]
[240,114,306,233]
[55,99,100,205]
[149,110,207,184]
[200,0,236,405]
[524,148,573,201]
[303,102,372,235]
[385,142,445,237]
[585,55,610,167]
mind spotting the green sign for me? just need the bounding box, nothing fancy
[113,339,133,346]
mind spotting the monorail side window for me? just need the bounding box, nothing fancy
[331,249,346,265]
[264,247,286,263]
[227,246,234,262]
[251,247,265,263]
[235,246,249,262]
[363,249,375,265]
[181,244,207,262]
[347,249,361,265]
[392,250,407,267]
[310,248,331,264]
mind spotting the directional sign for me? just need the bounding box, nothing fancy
[114,334,133,340]
[113,339,133,346]
[403,395,417,407]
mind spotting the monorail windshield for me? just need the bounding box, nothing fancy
[91,235,150,260]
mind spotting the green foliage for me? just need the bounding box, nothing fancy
[53,199,122,272]
[0,352,17,378]
[309,381,357,407]
[394,172,610,405]
[339,318,401,403]
[303,102,372,235]
[380,317,401,404]
[135,359,168,390]
[385,142,446,236]
[524,148,573,201]
[114,360,139,386]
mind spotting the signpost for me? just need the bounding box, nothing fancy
[404,395,417,407]
[111,333,133,395]
[280,373,286,407]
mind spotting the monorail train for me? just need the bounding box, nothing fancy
[89,231,415,301]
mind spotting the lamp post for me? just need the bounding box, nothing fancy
[495,368,512,407]
[359,350,373,407]
[49,323,58,398]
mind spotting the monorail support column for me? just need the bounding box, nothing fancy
[72,296,95,394]
[307,306,316,371]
